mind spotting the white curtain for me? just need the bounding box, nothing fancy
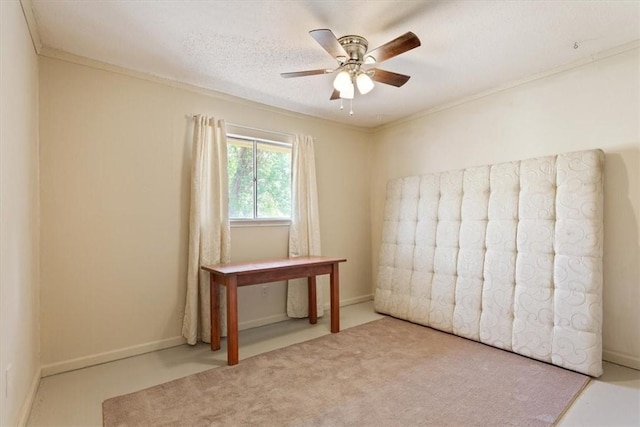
[287,134,324,318]
[182,115,231,345]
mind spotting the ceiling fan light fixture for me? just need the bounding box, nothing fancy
[356,72,375,95]
[333,70,351,92]
[339,81,354,99]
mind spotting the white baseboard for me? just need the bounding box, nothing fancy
[41,295,374,377]
[323,293,373,310]
[17,366,41,427]
[603,349,640,371]
[41,336,187,377]
[238,313,290,330]
[38,317,289,378]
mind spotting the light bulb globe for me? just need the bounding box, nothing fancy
[333,71,351,92]
[356,73,375,95]
[339,81,354,99]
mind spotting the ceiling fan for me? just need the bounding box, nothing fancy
[281,29,421,113]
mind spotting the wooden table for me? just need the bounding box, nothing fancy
[202,256,347,365]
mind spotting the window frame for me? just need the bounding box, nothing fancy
[226,131,293,226]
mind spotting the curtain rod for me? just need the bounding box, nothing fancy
[188,115,295,139]
[228,123,295,139]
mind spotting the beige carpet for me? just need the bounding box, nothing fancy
[103,317,589,426]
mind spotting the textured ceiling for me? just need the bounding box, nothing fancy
[28,0,640,128]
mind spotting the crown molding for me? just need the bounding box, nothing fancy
[19,0,43,54]
[376,39,640,132]
[37,46,374,135]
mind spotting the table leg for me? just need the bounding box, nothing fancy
[308,276,317,324]
[210,274,221,351]
[330,263,340,333]
[226,275,239,365]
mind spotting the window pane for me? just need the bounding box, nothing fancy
[227,140,254,219]
[256,142,291,218]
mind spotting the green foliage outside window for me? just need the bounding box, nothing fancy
[227,137,292,219]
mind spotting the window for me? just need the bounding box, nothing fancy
[227,133,292,221]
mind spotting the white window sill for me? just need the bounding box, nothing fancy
[230,219,291,228]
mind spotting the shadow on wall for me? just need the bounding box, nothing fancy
[602,148,640,358]
[178,117,193,285]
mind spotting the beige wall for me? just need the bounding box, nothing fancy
[371,47,640,369]
[0,1,41,425]
[38,56,373,372]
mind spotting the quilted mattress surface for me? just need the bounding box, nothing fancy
[374,149,604,376]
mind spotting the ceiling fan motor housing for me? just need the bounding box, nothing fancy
[338,35,369,63]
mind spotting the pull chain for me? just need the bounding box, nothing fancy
[340,98,344,110]
[349,99,354,116]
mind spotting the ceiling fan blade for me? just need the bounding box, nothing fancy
[366,32,421,64]
[371,69,411,87]
[330,89,340,100]
[310,29,348,59]
[281,69,330,78]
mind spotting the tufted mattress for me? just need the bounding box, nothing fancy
[374,149,604,376]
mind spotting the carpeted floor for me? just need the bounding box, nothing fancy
[103,317,589,426]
